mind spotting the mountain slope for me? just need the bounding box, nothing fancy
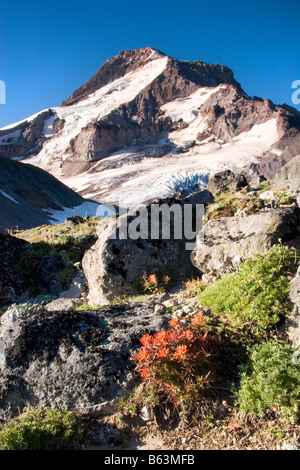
[1,47,300,206]
[0,156,100,229]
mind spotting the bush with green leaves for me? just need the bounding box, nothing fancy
[0,407,84,450]
[198,245,298,339]
[236,341,300,421]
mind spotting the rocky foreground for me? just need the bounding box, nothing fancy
[0,159,300,449]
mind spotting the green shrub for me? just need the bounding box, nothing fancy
[279,194,296,206]
[236,342,300,421]
[0,407,84,450]
[198,245,298,338]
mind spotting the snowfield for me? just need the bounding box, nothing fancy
[43,200,115,224]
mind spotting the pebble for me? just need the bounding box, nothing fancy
[154,304,165,315]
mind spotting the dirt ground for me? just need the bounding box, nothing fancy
[81,403,300,451]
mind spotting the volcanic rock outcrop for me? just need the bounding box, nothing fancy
[0,302,166,421]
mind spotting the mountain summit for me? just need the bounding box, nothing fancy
[1,47,300,205]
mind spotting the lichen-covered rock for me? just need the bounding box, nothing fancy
[82,198,199,305]
[0,303,166,422]
[206,170,248,197]
[191,207,300,278]
[271,154,300,206]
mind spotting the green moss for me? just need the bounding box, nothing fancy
[236,342,300,421]
[0,407,85,450]
[198,245,298,339]
[205,193,264,222]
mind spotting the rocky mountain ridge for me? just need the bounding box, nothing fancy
[1,47,299,206]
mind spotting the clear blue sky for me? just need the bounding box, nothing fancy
[0,0,299,128]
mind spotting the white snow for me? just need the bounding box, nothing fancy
[0,129,22,146]
[24,55,168,171]
[161,86,225,124]
[44,200,115,224]
[0,109,50,131]
[0,190,19,204]
[61,117,280,206]
[42,114,57,138]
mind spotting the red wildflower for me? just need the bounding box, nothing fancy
[174,344,188,362]
[158,347,169,358]
[169,318,180,328]
[185,329,194,340]
[147,274,157,284]
[141,368,149,378]
[192,312,206,326]
[136,347,149,361]
[154,330,168,345]
[140,334,153,346]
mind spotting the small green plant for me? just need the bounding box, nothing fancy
[76,303,103,311]
[236,342,300,421]
[140,273,171,294]
[182,277,206,297]
[132,312,220,407]
[0,407,85,450]
[3,295,55,319]
[198,245,298,339]
[205,193,264,222]
[254,181,270,192]
[279,194,296,206]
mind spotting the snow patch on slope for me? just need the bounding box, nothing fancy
[29,55,168,171]
[161,86,225,124]
[0,129,23,146]
[44,200,115,224]
[0,190,19,204]
[0,110,50,132]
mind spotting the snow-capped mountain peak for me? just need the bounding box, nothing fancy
[1,47,300,206]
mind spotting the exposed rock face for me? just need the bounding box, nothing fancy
[271,154,300,198]
[64,53,242,168]
[0,109,54,160]
[0,230,29,306]
[206,170,248,197]
[82,197,201,304]
[191,207,300,278]
[62,48,241,107]
[0,303,167,421]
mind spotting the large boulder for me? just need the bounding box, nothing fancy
[271,154,300,204]
[83,198,200,305]
[191,207,300,278]
[0,303,167,421]
[0,229,29,306]
[206,170,248,197]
